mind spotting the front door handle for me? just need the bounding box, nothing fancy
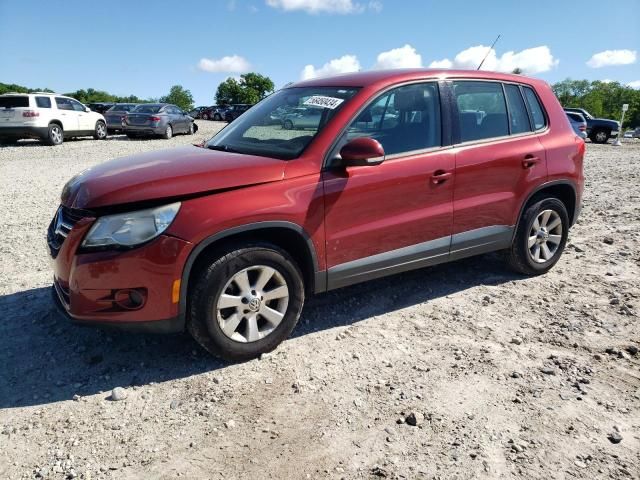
[522,155,540,168]
[431,170,453,184]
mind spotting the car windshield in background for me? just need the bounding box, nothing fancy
[132,105,163,114]
[206,87,360,160]
[0,96,29,108]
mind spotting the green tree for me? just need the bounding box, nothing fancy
[215,73,275,105]
[159,85,194,111]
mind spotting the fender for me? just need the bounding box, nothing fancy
[512,180,579,242]
[177,221,324,327]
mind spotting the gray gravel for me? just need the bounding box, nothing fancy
[1,132,639,479]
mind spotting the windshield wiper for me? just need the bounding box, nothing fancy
[207,144,241,153]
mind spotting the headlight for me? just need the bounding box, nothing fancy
[82,202,181,248]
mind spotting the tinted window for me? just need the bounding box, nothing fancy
[504,84,531,134]
[0,96,29,108]
[133,104,163,114]
[70,100,86,112]
[55,97,73,111]
[453,81,509,142]
[36,96,51,108]
[567,113,583,122]
[344,82,441,156]
[523,87,546,130]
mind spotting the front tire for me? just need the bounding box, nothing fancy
[507,197,569,275]
[590,129,609,144]
[45,123,64,146]
[283,119,293,130]
[94,120,107,140]
[202,113,210,121]
[162,124,173,139]
[188,243,305,361]
[187,122,195,135]
[213,114,221,121]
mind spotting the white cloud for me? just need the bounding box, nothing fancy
[373,44,422,69]
[301,54,361,79]
[428,45,558,74]
[266,0,364,14]
[628,80,640,89]
[368,0,382,12]
[587,49,637,68]
[197,55,251,73]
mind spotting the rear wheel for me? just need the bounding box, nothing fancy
[162,124,173,139]
[507,197,569,275]
[202,113,210,120]
[188,243,305,361]
[213,113,221,121]
[45,123,64,146]
[93,120,107,140]
[283,119,293,130]
[591,129,609,144]
[188,122,195,135]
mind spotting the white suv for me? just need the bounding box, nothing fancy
[0,92,108,145]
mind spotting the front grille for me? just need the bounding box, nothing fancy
[47,206,86,258]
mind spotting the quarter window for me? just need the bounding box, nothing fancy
[504,84,531,134]
[35,96,52,108]
[522,87,546,130]
[343,82,441,156]
[453,81,509,142]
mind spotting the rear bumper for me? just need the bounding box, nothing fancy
[0,126,48,139]
[123,125,164,136]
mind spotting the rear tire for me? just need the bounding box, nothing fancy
[45,123,64,146]
[202,113,210,121]
[188,122,195,135]
[162,124,173,139]
[213,114,221,121]
[93,120,107,140]
[507,197,569,275]
[188,243,305,361]
[283,119,293,130]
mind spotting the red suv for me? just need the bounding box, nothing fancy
[49,69,584,360]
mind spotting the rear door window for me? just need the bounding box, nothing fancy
[522,87,547,130]
[0,96,29,108]
[453,81,509,142]
[504,84,531,134]
[36,96,52,108]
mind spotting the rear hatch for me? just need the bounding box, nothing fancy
[0,95,32,126]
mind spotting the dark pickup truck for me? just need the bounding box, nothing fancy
[563,108,620,144]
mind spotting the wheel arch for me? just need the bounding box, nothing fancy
[178,221,323,326]
[514,181,578,238]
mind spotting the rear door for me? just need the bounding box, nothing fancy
[54,97,79,131]
[322,82,455,289]
[449,80,546,258]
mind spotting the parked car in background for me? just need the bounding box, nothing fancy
[566,111,587,139]
[188,106,209,119]
[201,105,226,121]
[104,103,139,133]
[282,107,322,130]
[563,107,620,144]
[224,104,252,122]
[122,103,195,139]
[87,102,115,115]
[623,130,634,138]
[49,69,584,361]
[0,92,107,145]
[634,127,640,139]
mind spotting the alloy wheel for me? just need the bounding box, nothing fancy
[528,209,563,263]
[51,126,62,144]
[216,265,289,343]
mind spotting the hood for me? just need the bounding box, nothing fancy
[61,145,285,209]
[593,117,620,127]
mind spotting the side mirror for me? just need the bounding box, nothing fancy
[339,137,385,167]
[84,107,90,112]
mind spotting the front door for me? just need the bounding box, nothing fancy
[70,99,94,131]
[322,82,455,289]
[54,97,79,132]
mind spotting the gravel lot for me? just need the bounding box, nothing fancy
[1,125,639,480]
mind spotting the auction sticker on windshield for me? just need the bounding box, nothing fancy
[303,96,344,109]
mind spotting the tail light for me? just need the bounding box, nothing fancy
[22,110,40,118]
[149,116,161,122]
[579,125,586,131]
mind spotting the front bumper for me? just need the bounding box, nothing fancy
[0,125,49,139]
[48,208,193,331]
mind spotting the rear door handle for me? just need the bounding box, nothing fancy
[522,155,540,168]
[431,170,453,184]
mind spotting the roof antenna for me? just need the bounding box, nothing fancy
[477,34,501,70]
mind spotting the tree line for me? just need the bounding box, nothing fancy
[3,76,638,127]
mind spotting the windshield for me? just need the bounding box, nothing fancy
[132,104,163,114]
[206,87,359,160]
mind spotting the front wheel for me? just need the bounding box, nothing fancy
[507,197,569,275]
[590,129,609,144]
[213,114,221,121]
[162,124,173,139]
[283,119,293,130]
[94,120,107,140]
[188,122,195,135]
[188,244,305,361]
[202,113,209,121]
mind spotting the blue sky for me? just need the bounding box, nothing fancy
[1,0,638,105]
